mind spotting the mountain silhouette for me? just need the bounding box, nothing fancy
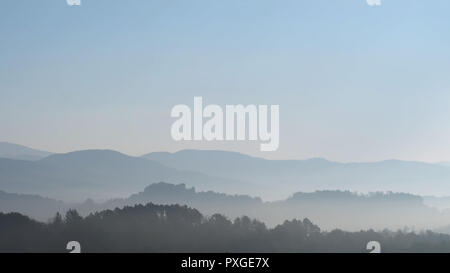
[0,150,252,201]
[143,150,450,200]
[0,142,51,161]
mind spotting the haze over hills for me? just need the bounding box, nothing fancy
[2,182,450,231]
[3,142,450,202]
[143,150,450,200]
[92,182,449,231]
[106,183,450,231]
[0,149,253,201]
[0,191,65,221]
[0,142,51,161]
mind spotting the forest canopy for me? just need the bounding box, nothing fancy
[1,203,450,253]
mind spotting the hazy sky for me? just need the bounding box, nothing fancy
[1,0,450,162]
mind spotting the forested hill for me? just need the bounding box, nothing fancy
[77,182,446,231]
[1,182,448,231]
[1,203,450,253]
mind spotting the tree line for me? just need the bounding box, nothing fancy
[1,203,450,252]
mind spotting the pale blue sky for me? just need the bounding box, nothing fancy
[1,0,450,162]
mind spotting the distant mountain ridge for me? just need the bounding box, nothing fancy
[143,150,450,200]
[3,142,450,201]
[0,149,253,201]
[0,142,51,161]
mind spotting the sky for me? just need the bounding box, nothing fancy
[1,0,450,162]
